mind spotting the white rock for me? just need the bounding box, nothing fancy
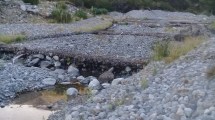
[176,106,184,116]
[88,79,101,90]
[77,76,85,80]
[66,88,78,97]
[184,108,192,117]
[54,61,61,68]
[53,56,59,61]
[125,66,131,72]
[67,65,79,76]
[111,78,124,86]
[42,78,56,85]
[102,83,111,88]
[20,4,26,11]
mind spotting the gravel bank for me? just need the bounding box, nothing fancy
[0,17,113,38]
[9,34,159,65]
[0,59,77,106]
[49,36,215,120]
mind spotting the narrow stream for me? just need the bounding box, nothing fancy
[0,84,86,120]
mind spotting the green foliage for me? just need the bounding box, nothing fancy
[22,0,39,5]
[153,40,170,61]
[209,21,215,32]
[91,7,108,15]
[68,0,215,14]
[56,1,68,10]
[74,9,88,19]
[51,2,72,23]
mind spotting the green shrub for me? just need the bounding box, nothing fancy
[153,40,170,61]
[91,7,108,15]
[51,2,71,23]
[74,9,88,19]
[56,1,68,10]
[22,0,39,5]
[209,21,215,32]
[51,9,72,23]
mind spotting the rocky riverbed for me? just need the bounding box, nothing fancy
[0,2,215,119]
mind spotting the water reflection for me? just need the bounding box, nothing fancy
[0,83,87,120]
[0,104,53,120]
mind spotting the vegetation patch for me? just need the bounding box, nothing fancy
[208,21,215,32]
[74,9,88,19]
[0,34,26,44]
[22,0,39,5]
[76,19,113,32]
[91,7,108,15]
[140,78,148,90]
[51,1,72,23]
[206,65,215,79]
[153,36,205,63]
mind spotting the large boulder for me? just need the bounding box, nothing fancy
[98,67,114,83]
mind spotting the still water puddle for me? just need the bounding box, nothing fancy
[0,83,87,120]
[0,105,53,120]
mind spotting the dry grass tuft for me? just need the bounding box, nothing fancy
[0,34,26,44]
[207,65,215,79]
[153,36,205,63]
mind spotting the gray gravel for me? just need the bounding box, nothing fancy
[0,17,112,38]
[49,36,215,120]
[0,59,77,106]
[11,34,159,65]
[125,10,215,23]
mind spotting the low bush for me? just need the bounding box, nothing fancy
[74,9,88,19]
[153,40,170,61]
[51,2,72,23]
[91,7,108,15]
[22,0,39,5]
[51,9,72,23]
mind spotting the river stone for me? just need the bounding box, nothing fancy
[46,56,53,61]
[68,65,79,77]
[42,78,57,85]
[125,66,131,72]
[53,56,59,61]
[40,61,52,68]
[28,58,40,66]
[111,78,124,86]
[77,76,90,85]
[88,79,101,90]
[102,83,111,88]
[33,54,45,59]
[54,61,61,68]
[98,67,114,83]
[66,88,78,97]
[184,107,192,117]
